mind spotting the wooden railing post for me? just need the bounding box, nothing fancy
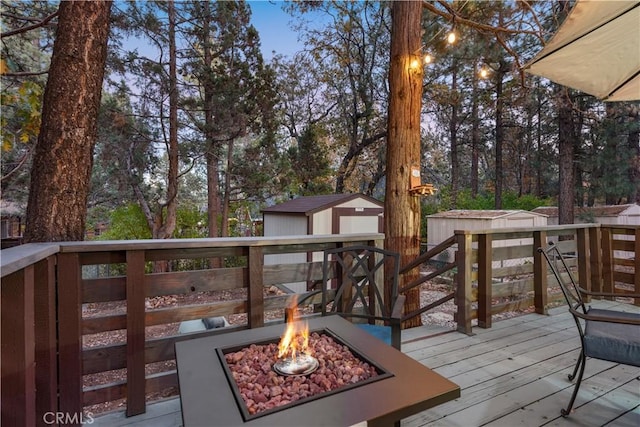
[600,226,614,297]
[533,230,548,315]
[477,233,492,328]
[126,250,146,417]
[589,226,603,294]
[455,231,473,335]
[57,252,83,422]
[634,227,640,306]
[1,266,36,427]
[248,246,265,328]
[34,256,58,426]
[576,228,591,302]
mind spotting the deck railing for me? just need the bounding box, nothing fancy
[449,224,640,333]
[1,225,638,425]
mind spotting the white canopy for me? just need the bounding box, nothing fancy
[524,0,640,102]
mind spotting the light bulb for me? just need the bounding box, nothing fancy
[410,58,420,70]
[480,68,489,79]
[424,54,433,64]
[447,31,456,44]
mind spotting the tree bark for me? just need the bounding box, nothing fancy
[471,62,480,199]
[155,0,179,241]
[494,62,506,209]
[450,63,459,208]
[24,1,111,242]
[557,89,575,224]
[201,1,221,241]
[386,1,423,328]
[627,106,639,204]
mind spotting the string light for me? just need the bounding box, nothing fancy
[424,53,433,65]
[479,66,490,79]
[446,30,457,44]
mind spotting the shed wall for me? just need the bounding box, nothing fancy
[426,212,547,265]
[312,208,333,235]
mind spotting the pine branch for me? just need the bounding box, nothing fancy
[1,10,59,39]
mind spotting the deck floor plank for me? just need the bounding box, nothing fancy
[604,405,640,427]
[91,300,640,427]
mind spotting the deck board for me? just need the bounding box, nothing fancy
[91,300,640,427]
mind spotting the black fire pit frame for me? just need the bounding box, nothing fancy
[216,327,393,422]
[175,316,460,427]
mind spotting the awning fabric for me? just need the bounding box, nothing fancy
[524,1,640,102]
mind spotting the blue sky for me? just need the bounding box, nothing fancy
[248,1,303,59]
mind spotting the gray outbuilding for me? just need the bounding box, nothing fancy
[262,193,384,292]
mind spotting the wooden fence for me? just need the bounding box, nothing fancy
[1,225,638,425]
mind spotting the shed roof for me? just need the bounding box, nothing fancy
[427,209,547,220]
[262,193,383,216]
[532,204,639,217]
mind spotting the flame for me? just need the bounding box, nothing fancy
[277,296,310,361]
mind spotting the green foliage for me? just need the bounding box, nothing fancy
[1,81,43,151]
[173,206,208,238]
[425,187,552,213]
[98,204,152,241]
[287,124,333,196]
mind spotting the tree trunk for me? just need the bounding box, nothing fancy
[24,1,111,242]
[471,62,480,199]
[494,62,506,209]
[201,1,221,241]
[536,89,543,197]
[206,150,220,238]
[155,0,179,240]
[627,107,640,203]
[386,1,423,328]
[221,139,234,237]
[450,63,459,207]
[556,1,575,225]
[557,89,575,224]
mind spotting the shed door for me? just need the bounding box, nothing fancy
[332,207,383,234]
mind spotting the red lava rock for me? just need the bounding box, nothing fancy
[224,332,378,416]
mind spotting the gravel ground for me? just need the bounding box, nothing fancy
[85,267,533,416]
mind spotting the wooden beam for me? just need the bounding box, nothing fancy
[455,231,473,334]
[589,227,602,293]
[126,250,146,416]
[1,266,36,427]
[533,230,548,314]
[247,246,264,328]
[57,253,83,418]
[34,257,58,426]
[477,234,492,328]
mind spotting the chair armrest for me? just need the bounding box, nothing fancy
[577,286,640,299]
[569,307,640,325]
[391,294,406,320]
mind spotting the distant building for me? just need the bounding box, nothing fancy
[1,200,25,248]
[426,209,548,265]
[262,193,384,292]
[532,204,640,226]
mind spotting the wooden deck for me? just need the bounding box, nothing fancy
[92,300,640,427]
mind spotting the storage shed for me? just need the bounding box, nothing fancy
[426,210,548,264]
[532,204,640,259]
[262,193,384,292]
[262,193,384,237]
[532,204,640,226]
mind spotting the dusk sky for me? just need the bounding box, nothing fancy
[248,0,303,59]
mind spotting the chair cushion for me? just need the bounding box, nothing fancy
[584,308,640,367]
[356,324,392,346]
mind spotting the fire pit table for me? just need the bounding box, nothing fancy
[175,316,460,427]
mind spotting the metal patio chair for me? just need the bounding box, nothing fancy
[538,243,640,416]
[286,245,405,350]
